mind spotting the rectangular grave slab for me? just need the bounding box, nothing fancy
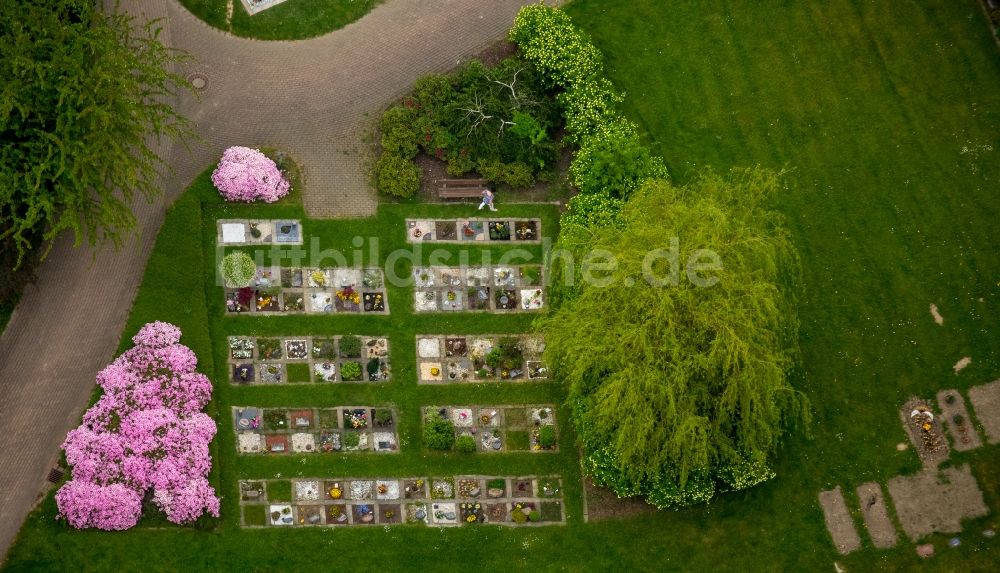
[968,379,1000,444]
[818,487,861,555]
[856,482,897,548]
[937,389,982,451]
[887,464,989,542]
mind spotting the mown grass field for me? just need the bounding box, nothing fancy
[4,1,1000,571]
[178,0,382,40]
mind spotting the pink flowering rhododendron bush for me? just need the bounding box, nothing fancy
[211,146,290,202]
[56,321,220,530]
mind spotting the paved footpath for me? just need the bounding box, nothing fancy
[0,0,547,561]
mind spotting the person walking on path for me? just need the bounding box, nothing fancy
[478,187,497,211]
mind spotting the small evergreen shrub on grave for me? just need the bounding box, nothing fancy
[339,335,362,358]
[211,146,290,203]
[343,431,361,449]
[455,435,477,453]
[375,153,420,198]
[340,361,362,381]
[267,480,292,503]
[220,252,256,288]
[423,414,456,450]
[538,425,557,449]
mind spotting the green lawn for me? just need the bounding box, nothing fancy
[178,0,382,41]
[4,1,1000,571]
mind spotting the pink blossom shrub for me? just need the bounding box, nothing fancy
[132,321,182,348]
[56,321,220,530]
[211,146,290,203]
[55,481,143,530]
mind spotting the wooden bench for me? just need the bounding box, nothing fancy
[436,178,489,199]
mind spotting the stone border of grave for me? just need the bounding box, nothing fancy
[422,405,558,453]
[217,219,302,246]
[225,267,388,315]
[232,406,399,455]
[227,335,391,385]
[238,475,566,528]
[415,334,547,383]
[406,218,542,244]
[413,265,545,313]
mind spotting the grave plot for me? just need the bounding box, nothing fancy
[227,335,391,385]
[422,405,558,453]
[413,266,544,313]
[406,218,542,243]
[225,267,387,315]
[232,406,399,455]
[217,219,302,246]
[416,334,547,383]
[238,475,565,528]
[936,389,982,451]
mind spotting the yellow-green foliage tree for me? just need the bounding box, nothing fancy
[541,169,809,508]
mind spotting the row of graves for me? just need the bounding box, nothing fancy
[239,475,565,527]
[228,335,391,384]
[413,265,544,312]
[417,334,547,383]
[233,406,399,454]
[226,267,388,314]
[406,218,541,243]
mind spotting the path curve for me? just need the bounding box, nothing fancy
[0,0,545,561]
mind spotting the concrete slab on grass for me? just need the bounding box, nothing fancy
[856,482,898,548]
[819,487,861,555]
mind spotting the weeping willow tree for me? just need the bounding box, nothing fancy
[541,168,809,508]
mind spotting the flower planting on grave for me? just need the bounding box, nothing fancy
[56,322,220,529]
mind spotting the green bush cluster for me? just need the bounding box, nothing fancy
[374,56,561,196]
[219,251,256,288]
[455,435,477,453]
[423,414,456,450]
[510,4,668,213]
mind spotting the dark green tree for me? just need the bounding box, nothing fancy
[540,168,809,508]
[0,0,192,268]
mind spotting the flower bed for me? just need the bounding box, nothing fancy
[56,322,220,529]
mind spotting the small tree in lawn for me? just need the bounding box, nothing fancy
[211,147,290,203]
